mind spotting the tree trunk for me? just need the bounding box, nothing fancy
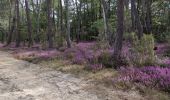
[131,0,143,39]
[7,18,15,45]
[65,0,72,48]
[35,0,41,43]
[168,1,170,32]
[15,0,21,47]
[145,0,152,34]
[25,0,33,47]
[101,0,111,44]
[58,0,64,47]
[46,0,53,48]
[6,1,14,46]
[75,0,82,43]
[113,0,124,63]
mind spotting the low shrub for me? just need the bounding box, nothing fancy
[98,50,113,67]
[164,50,170,57]
[113,66,170,92]
[129,33,156,66]
[155,32,170,43]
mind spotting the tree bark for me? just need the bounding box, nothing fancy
[101,0,111,44]
[35,0,41,43]
[25,0,33,47]
[131,0,143,39]
[6,1,14,46]
[15,0,21,47]
[145,0,152,34]
[75,0,82,43]
[65,0,72,48]
[113,0,124,61]
[46,0,53,48]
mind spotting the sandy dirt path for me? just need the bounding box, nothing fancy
[0,51,144,100]
[0,51,103,100]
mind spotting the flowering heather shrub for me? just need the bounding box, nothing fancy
[164,59,170,66]
[72,50,87,64]
[114,66,170,92]
[63,42,96,64]
[63,42,129,69]
[64,48,84,63]
[63,42,116,70]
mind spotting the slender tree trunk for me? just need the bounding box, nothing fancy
[7,17,15,45]
[168,1,170,32]
[35,0,41,43]
[131,0,143,39]
[131,0,135,32]
[99,0,102,19]
[52,0,56,33]
[75,0,82,43]
[46,0,53,48]
[145,0,152,34]
[101,0,111,44]
[6,1,14,46]
[58,0,64,47]
[25,0,33,47]
[15,0,20,47]
[65,0,71,48]
[113,0,124,63]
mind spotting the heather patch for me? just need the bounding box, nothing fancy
[63,42,117,70]
[65,42,130,68]
[13,50,61,61]
[113,66,170,92]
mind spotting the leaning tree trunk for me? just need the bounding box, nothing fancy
[113,0,124,66]
[25,0,33,47]
[46,0,53,48]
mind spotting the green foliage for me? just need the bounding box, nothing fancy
[91,17,115,41]
[129,33,156,66]
[19,24,27,41]
[39,29,47,49]
[155,32,170,43]
[54,31,64,48]
[164,50,170,58]
[91,19,104,33]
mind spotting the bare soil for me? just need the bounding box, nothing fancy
[0,51,144,100]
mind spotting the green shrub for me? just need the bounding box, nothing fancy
[155,32,170,43]
[98,50,128,68]
[98,50,113,67]
[129,33,156,66]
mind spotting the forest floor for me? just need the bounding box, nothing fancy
[0,50,144,100]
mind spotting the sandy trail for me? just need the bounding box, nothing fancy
[0,51,102,100]
[0,51,144,100]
